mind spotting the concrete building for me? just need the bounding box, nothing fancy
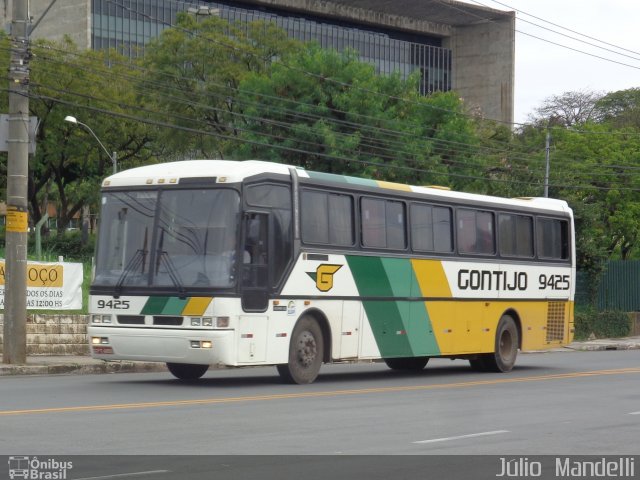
[1,0,515,123]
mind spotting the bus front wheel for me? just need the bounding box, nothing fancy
[277,315,324,384]
[481,315,519,372]
[167,363,209,380]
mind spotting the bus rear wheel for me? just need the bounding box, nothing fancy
[481,315,519,372]
[277,315,324,384]
[167,363,209,380]
[384,357,429,371]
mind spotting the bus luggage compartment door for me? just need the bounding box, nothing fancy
[238,316,268,363]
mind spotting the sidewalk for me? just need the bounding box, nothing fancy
[1,337,640,376]
[0,355,167,376]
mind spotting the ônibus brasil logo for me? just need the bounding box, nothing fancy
[8,456,73,480]
[306,264,342,292]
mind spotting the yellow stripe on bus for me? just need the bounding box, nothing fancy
[411,259,452,298]
[181,297,213,316]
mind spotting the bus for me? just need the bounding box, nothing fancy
[88,160,575,384]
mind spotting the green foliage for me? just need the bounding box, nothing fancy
[231,44,482,188]
[594,88,640,128]
[30,231,95,262]
[20,36,156,233]
[142,13,299,157]
[574,309,631,340]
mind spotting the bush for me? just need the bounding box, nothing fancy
[33,230,95,262]
[574,309,631,340]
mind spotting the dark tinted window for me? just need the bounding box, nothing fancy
[537,217,569,260]
[411,204,453,253]
[361,197,406,249]
[301,190,354,246]
[499,213,534,258]
[245,184,292,286]
[457,208,495,255]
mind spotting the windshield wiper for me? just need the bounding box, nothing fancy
[114,228,149,295]
[114,248,148,294]
[154,228,185,295]
[155,250,186,296]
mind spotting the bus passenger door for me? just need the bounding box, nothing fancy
[241,212,270,312]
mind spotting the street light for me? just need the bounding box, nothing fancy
[64,115,117,174]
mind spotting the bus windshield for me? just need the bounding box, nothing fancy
[93,188,240,290]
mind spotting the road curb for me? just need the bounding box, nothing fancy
[564,343,640,352]
[0,361,167,377]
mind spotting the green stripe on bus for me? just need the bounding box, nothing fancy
[381,257,440,356]
[162,297,190,315]
[346,256,413,358]
[305,170,377,188]
[141,296,170,315]
[347,256,441,358]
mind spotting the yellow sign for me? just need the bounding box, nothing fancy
[6,206,28,233]
[0,261,64,287]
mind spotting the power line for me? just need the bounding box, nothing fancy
[482,0,640,57]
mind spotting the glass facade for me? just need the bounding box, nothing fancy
[92,0,452,94]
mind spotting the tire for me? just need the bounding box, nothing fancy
[166,362,209,380]
[277,315,324,384]
[482,315,519,372]
[384,356,429,371]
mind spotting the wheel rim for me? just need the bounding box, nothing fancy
[499,328,514,361]
[295,330,317,367]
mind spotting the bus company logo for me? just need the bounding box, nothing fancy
[8,456,73,480]
[306,264,342,292]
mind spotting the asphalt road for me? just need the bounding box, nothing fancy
[1,350,639,469]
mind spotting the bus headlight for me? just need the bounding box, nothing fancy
[92,315,112,324]
[190,317,202,326]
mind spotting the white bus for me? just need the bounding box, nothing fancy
[89,160,575,383]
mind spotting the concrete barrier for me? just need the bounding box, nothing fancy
[0,314,89,355]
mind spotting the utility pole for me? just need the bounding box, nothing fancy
[3,0,31,364]
[544,129,551,198]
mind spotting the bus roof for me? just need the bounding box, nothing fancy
[103,159,571,214]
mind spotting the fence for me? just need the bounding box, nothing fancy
[584,260,640,312]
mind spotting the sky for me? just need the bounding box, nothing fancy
[460,0,640,124]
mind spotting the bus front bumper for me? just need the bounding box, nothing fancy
[87,326,235,365]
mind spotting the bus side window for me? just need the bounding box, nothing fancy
[243,213,269,287]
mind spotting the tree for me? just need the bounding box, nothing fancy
[594,88,640,129]
[141,13,299,158]
[230,44,483,188]
[529,90,604,127]
[26,38,154,234]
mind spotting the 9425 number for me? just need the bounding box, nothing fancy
[538,274,570,291]
[96,299,130,309]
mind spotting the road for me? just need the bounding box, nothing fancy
[1,350,639,457]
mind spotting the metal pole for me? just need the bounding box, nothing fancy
[4,0,30,364]
[544,129,551,198]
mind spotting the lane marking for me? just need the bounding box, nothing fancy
[1,367,640,416]
[413,430,509,444]
[73,471,170,480]
[629,411,640,415]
